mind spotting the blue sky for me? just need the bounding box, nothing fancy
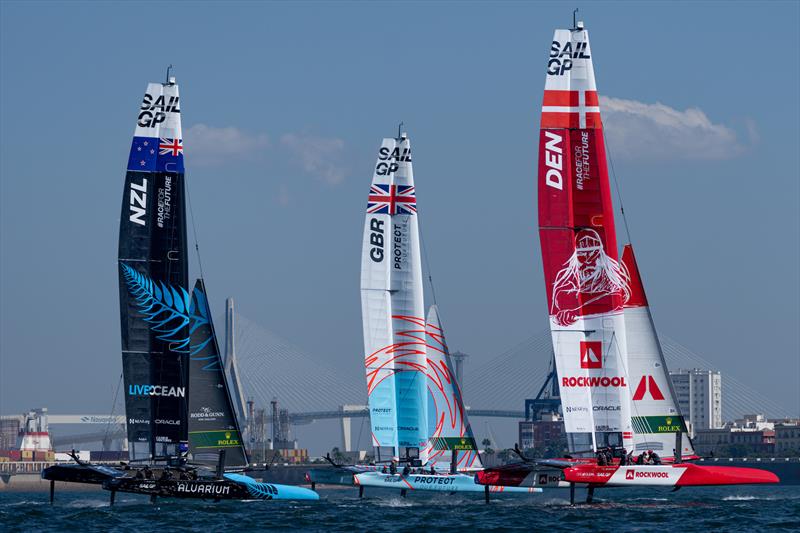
[1,1,798,436]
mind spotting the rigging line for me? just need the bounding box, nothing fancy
[102,373,124,451]
[184,165,206,282]
[600,119,633,246]
[417,214,438,307]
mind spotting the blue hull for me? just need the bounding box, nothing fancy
[354,472,542,494]
[224,473,319,501]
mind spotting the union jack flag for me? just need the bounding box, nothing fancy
[159,138,183,156]
[367,184,416,215]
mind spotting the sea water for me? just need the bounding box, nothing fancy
[1,485,798,531]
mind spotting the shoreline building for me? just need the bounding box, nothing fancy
[669,368,722,436]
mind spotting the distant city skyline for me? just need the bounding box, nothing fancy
[1,0,798,450]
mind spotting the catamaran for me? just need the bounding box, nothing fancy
[42,73,318,503]
[309,132,540,497]
[474,18,778,503]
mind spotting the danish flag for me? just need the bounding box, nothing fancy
[579,341,602,369]
[632,376,665,401]
[541,90,602,129]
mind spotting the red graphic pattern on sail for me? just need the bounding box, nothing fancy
[364,315,478,470]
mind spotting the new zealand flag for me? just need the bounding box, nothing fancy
[127,137,184,173]
[127,137,158,171]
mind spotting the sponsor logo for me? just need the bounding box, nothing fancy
[155,419,181,426]
[129,178,148,226]
[128,384,186,398]
[190,406,224,420]
[543,131,564,191]
[80,416,120,424]
[371,407,391,414]
[566,406,588,413]
[382,475,403,484]
[632,375,665,401]
[393,222,406,270]
[633,416,686,433]
[412,476,454,486]
[550,229,631,326]
[368,218,385,262]
[561,376,627,388]
[138,92,180,129]
[548,40,590,76]
[215,431,240,447]
[657,417,683,433]
[176,482,231,495]
[537,473,561,485]
[593,405,620,411]
[580,341,603,369]
[128,418,150,425]
[627,470,670,479]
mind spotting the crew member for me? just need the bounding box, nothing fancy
[618,448,628,466]
[402,463,411,476]
[429,464,436,475]
[649,450,661,465]
[381,465,388,474]
[596,448,607,466]
[389,460,398,475]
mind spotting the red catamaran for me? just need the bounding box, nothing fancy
[476,17,778,503]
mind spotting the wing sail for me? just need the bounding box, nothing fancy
[187,279,249,468]
[622,245,695,459]
[118,80,189,459]
[425,305,481,470]
[537,28,633,453]
[361,134,428,462]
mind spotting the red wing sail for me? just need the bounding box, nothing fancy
[537,27,633,452]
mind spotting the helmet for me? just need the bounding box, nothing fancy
[575,229,604,252]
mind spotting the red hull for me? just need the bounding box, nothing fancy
[477,462,779,488]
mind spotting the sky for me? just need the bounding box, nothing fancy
[1,0,798,443]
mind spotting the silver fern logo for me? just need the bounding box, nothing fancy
[120,263,210,355]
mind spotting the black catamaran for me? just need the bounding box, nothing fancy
[42,73,318,502]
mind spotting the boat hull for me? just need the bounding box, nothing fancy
[103,473,319,501]
[476,462,779,488]
[41,463,125,485]
[43,464,318,501]
[354,472,542,494]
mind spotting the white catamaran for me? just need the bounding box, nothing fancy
[347,132,540,496]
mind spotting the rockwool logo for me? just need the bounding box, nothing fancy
[580,341,602,369]
[626,469,670,479]
[632,376,665,401]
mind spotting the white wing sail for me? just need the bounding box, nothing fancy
[361,134,428,463]
[622,245,696,459]
[425,305,481,470]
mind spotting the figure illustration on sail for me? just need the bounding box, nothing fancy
[550,228,631,326]
[475,16,779,501]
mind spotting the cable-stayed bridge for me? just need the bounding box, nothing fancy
[230,311,793,423]
[35,309,795,452]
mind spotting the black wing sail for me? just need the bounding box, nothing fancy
[118,80,189,459]
[187,279,248,468]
